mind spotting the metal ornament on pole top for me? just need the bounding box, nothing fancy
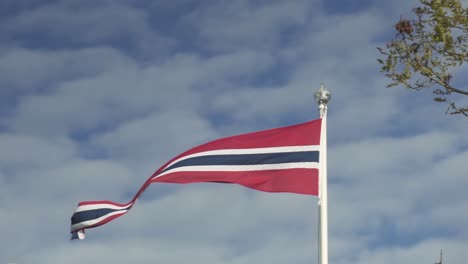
[314,84,331,118]
[314,83,331,264]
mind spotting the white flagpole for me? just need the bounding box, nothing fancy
[314,84,331,264]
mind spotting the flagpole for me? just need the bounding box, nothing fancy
[315,84,331,264]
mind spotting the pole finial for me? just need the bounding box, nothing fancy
[314,83,331,118]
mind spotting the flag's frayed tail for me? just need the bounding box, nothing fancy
[71,229,85,240]
[70,119,322,239]
[70,200,135,239]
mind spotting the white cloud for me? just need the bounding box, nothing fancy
[20,239,230,264]
[181,0,317,52]
[0,133,76,167]
[7,48,278,139]
[0,47,133,95]
[89,110,218,176]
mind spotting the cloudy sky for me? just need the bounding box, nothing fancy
[1,0,467,263]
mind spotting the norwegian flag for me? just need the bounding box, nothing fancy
[71,119,321,239]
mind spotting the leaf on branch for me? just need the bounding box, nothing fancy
[376,0,468,117]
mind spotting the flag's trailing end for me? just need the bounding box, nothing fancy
[71,201,132,238]
[71,119,322,239]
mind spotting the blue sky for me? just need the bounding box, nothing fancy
[1,0,468,263]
